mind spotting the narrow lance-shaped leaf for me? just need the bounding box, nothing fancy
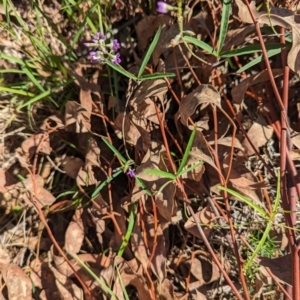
[177,125,197,176]
[183,36,217,56]
[101,136,127,164]
[144,169,176,180]
[217,0,232,55]
[105,59,138,80]
[139,72,175,80]
[138,26,161,79]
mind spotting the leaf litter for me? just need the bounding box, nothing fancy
[0,0,300,299]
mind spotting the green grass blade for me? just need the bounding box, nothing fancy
[100,137,127,164]
[138,26,161,79]
[105,60,138,81]
[0,86,35,97]
[70,253,119,299]
[272,169,281,215]
[139,72,175,80]
[237,48,282,73]
[135,177,152,196]
[217,0,231,55]
[144,169,176,180]
[183,36,217,56]
[115,266,130,300]
[0,53,36,68]
[245,220,273,270]
[217,186,269,219]
[118,203,137,256]
[177,125,197,176]
[91,169,123,199]
[178,161,203,177]
[155,179,174,195]
[245,171,281,270]
[220,43,286,58]
[16,89,57,110]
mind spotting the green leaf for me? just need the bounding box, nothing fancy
[177,125,197,175]
[139,72,175,80]
[70,254,118,299]
[178,161,203,177]
[101,137,127,164]
[220,43,286,58]
[0,86,35,97]
[105,60,138,80]
[144,169,176,180]
[245,170,281,270]
[138,26,161,79]
[118,203,137,257]
[237,48,282,73]
[217,185,269,219]
[217,0,231,54]
[183,36,217,56]
[91,169,123,199]
[116,266,130,300]
[16,89,57,110]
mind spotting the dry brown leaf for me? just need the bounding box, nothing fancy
[65,207,85,254]
[152,24,192,66]
[50,247,105,291]
[184,206,215,239]
[113,257,152,300]
[222,25,255,51]
[130,79,168,105]
[69,63,101,92]
[178,253,220,289]
[131,220,150,269]
[110,203,134,259]
[158,278,177,300]
[4,175,56,207]
[210,136,244,151]
[189,130,218,173]
[40,115,65,131]
[143,214,166,282]
[181,147,205,182]
[16,133,51,166]
[242,115,274,156]
[61,156,85,179]
[1,264,32,300]
[231,69,283,109]
[223,155,266,206]
[28,261,60,300]
[178,85,221,126]
[290,128,300,149]
[48,260,84,300]
[258,254,292,286]
[76,137,101,186]
[0,168,17,193]
[134,153,176,221]
[0,245,10,265]
[136,15,172,51]
[235,0,300,73]
[65,101,91,133]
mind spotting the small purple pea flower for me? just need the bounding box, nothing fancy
[112,39,120,51]
[157,1,176,14]
[84,32,121,65]
[126,169,135,178]
[111,53,121,64]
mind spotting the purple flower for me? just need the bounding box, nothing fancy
[126,168,135,178]
[157,1,173,14]
[95,32,106,40]
[84,32,121,65]
[112,39,120,51]
[111,53,121,64]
